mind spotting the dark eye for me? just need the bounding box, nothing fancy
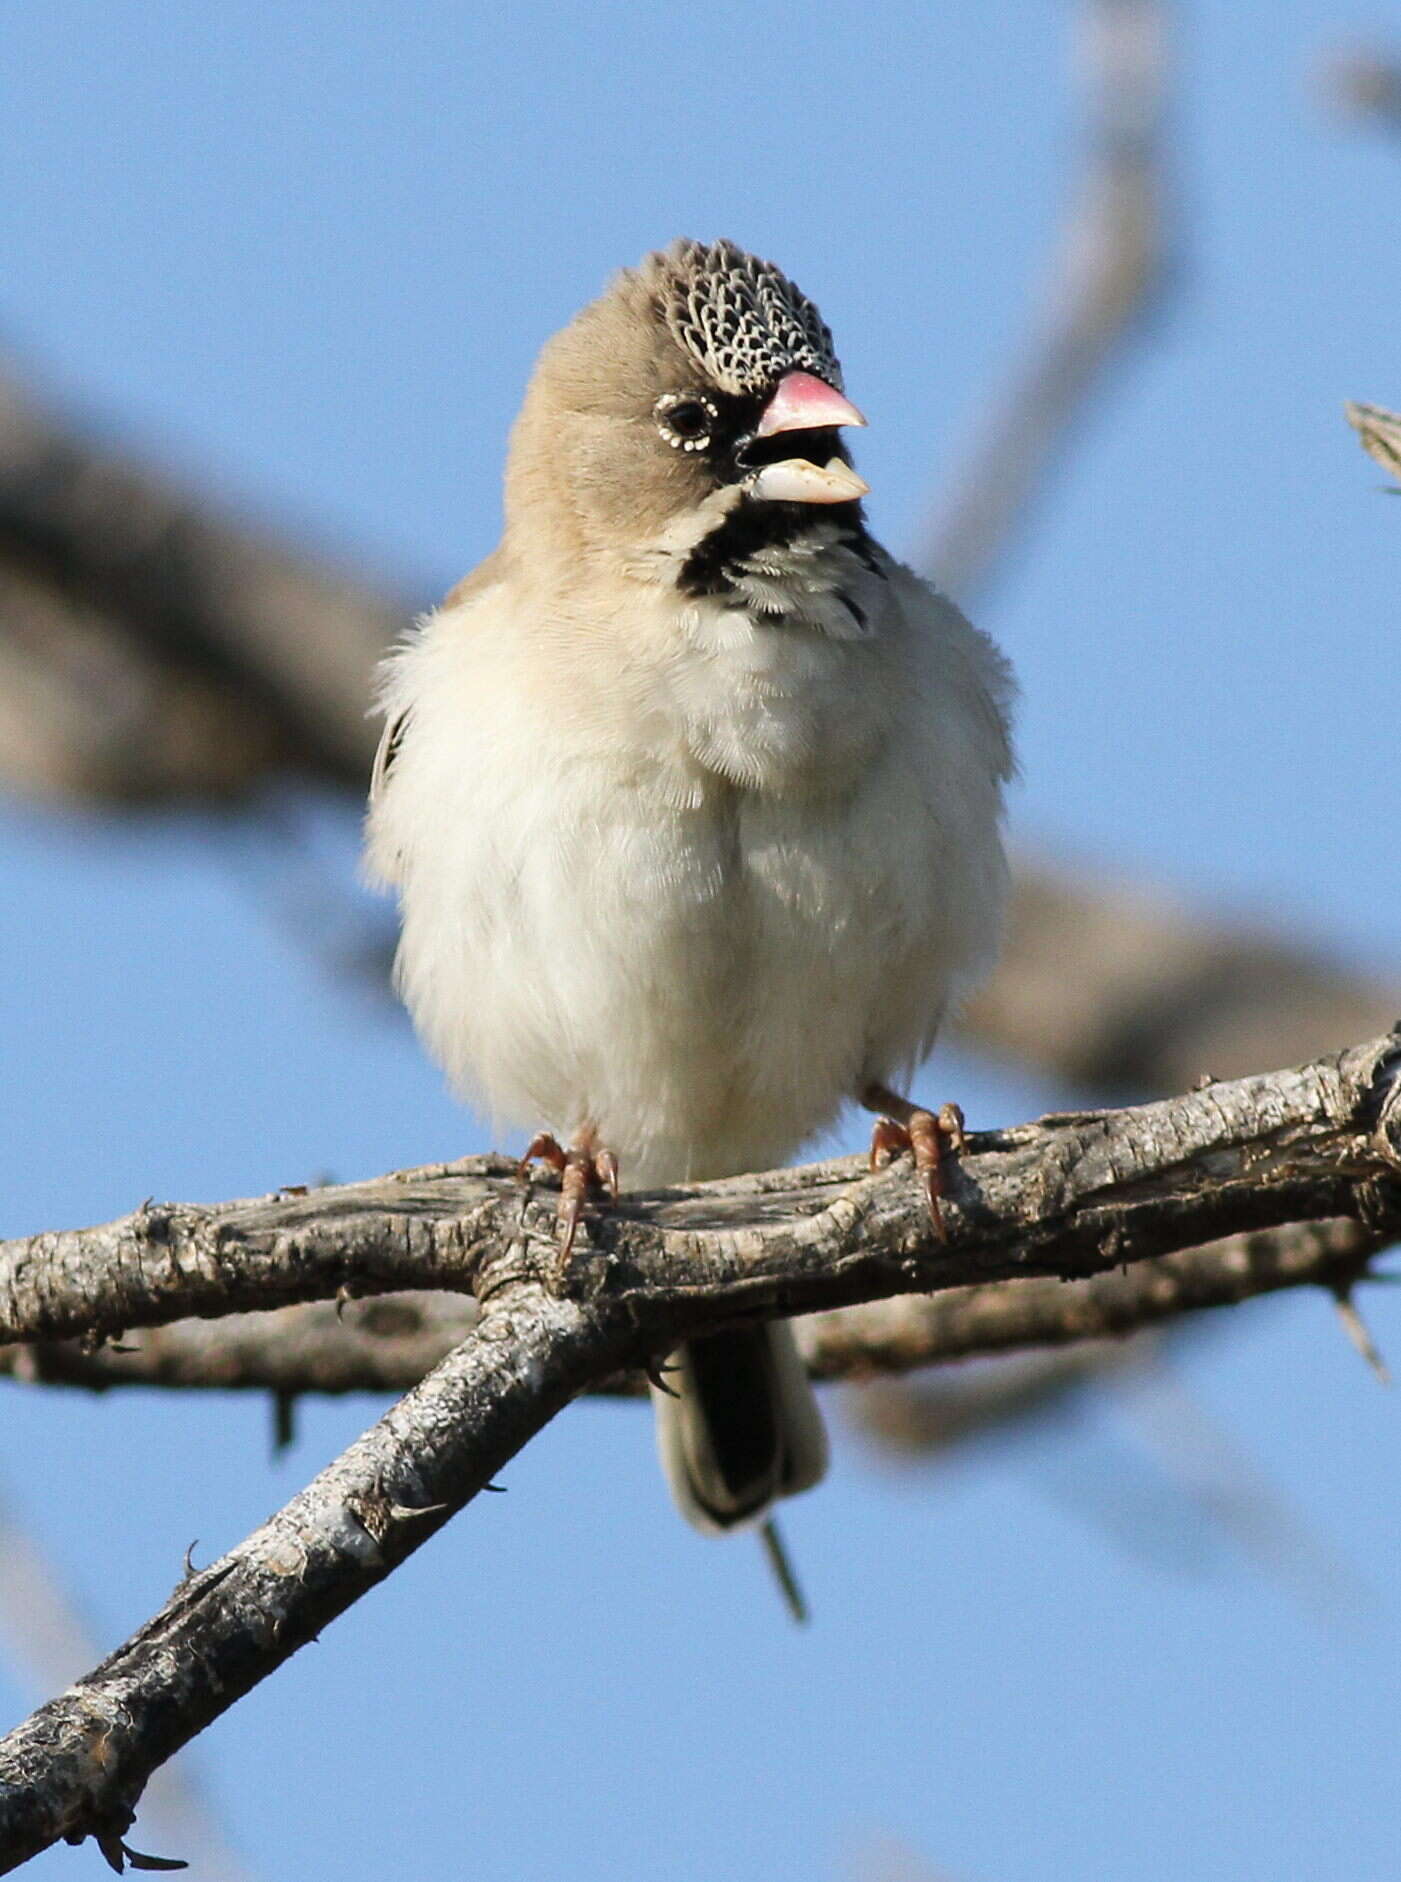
[655,392,717,452]
[667,401,709,438]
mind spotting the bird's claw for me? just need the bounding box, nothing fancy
[517,1130,621,1286]
[644,1356,681,1398]
[593,1145,621,1202]
[868,1101,965,1239]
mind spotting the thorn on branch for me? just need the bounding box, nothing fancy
[71,1805,189,1874]
[100,1834,188,1873]
[1330,1286,1392,1386]
[387,1499,449,1523]
[79,1327,129,1357]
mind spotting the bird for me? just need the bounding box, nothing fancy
[365,239,1014,1614]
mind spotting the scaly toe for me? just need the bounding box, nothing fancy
[518,1129,622,1291]
[866,1102,964,1241]
[518,1132,568,1181]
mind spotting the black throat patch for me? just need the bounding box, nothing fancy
[676,499,880,602]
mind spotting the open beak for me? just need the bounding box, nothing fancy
[749,369,870,505]
[755,370,867,437]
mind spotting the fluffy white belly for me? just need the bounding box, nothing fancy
[394,750,978,1186]
[376,580,1008,1188]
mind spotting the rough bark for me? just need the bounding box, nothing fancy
[3,1035,1398,1358]
[0,1290,625,1872]
[0,1217,1384,1399]
[0,1034,1398,1869]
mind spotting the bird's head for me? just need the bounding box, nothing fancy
[503,240,869,584]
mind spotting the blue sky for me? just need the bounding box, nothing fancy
[2,4,1400,1878]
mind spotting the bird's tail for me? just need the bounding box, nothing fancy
[651,1322,828,1602]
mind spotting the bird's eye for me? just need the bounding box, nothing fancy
[666,401,709,438]
[655,393,716,452]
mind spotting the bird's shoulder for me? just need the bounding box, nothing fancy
[369,548,511,808]
[440,546,511,614]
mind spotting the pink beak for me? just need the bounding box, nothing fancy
[755,370,867,437]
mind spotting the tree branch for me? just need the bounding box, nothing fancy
[0,1216,1385,1399]
[799,1215,1388,1370]
[1,1033,1398,1867]
[0,367,404,803]
[0,1289,626,1872]
[1346,399,1401,485]
[958,860,1400,1093]
[0,1488,258,1882]
[918,0,1174,601]
[1321,46,1401,137]
[3,1037,1400,1360]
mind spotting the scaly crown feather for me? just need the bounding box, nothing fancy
[651,239,843,397]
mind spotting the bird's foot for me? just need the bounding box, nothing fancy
[517,1127,620,1288]
[863,1086,966,1239]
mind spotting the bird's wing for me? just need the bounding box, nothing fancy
[363,549,509,892]
[363,702,410,891]
[369,704,409,808]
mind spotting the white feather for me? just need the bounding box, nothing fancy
[367,541,1012,1188]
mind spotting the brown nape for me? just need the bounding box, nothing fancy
[501,291,715,562]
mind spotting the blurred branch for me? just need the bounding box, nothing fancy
[1107,1353,1374,1623]
[1320,47,1401,135]
[0,1,1382,1118]
[959,859,1400,1093]
[0,368,405,804]
[0,560,283,803]
[838,1217,1393,1482]
[919,0,1174,601]
[854,1337,1377,1630]
[0,1216,1384,1399]
[2,1033,1400,1866]
[854,1345,1128,1455]
[3,1294,482,1397]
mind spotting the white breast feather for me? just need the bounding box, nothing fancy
[366,549,1012,1186]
